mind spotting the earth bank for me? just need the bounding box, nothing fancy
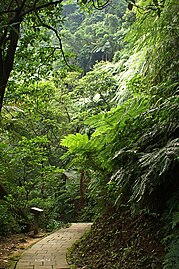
[68,206,165,269]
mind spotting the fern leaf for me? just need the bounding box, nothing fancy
[132,138,179,202]
[60,133,89,152]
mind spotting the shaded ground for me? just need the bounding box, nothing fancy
[68,206,165,269]
[0,233,43,268]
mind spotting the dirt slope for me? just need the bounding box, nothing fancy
[68,206,165,269]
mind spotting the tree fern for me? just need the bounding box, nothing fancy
[61,133,89,153]
[132,138,179,202]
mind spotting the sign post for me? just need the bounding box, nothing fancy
[30,207,44,235]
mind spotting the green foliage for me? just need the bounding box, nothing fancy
[46,219,63,232]
[132,137,179,202]
[61,133,93,171]
[0,6,178,269]
[162,190,179,268]
[61,0,127,72]
[125,0,179,83]
[84,94,150,169]
[109,89,178,206]
[163,237,179,269]
[59,0,179,231]
[1,77,78,233]
[171,212,179,230]
[71,62,118,120]
[61,133,89,153]
[0,202,20,235]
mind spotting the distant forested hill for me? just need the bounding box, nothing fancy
[60,0,129,73]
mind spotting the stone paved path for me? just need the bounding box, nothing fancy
[15,223,92,269]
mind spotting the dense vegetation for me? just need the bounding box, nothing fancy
[0,0,178,268]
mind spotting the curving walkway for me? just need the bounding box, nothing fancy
[15,223,92,269]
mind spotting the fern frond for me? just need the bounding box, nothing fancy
[171,212,179,229]
[132,138,179,202]
[163,237,179,269]
[60,133,89,152]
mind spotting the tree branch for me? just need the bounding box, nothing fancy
[92,0,110,10]
[0,1,63,22]
[37,47,56,79]
[0,9,17,15]
[21,0,64,17]
[35,11,72,69]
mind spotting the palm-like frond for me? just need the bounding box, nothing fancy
[132,138,179,202]
[111,119,179,208]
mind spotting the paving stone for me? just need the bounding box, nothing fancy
[16,265,34,269]
[15,223,92,269]
[53,264,70,269]
[35,265,53,269]
[36,250,48,254]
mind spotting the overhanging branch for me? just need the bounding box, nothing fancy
[0,1,64,21]
[92,0,110,10]
[21,0,64,17]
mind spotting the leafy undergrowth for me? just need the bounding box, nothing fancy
[68,206,165,269]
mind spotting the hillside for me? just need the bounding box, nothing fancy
[64,0,179,267]
[68,206,165,268]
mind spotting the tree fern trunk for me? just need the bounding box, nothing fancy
[79,169,85,210]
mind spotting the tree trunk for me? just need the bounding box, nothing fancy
[0,83,6,113]
[79,169,86,210]
[0,23,20,113]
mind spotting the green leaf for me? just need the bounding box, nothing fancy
[60,133,89,152]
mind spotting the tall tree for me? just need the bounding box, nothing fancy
[0,0,110,113]
[0,0,64,112]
